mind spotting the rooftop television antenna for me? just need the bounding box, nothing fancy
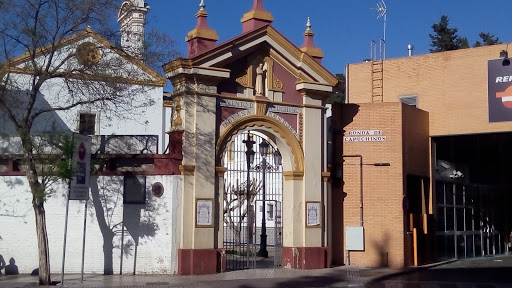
[372,0,387,59]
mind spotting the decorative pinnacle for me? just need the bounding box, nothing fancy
[195,0,208,17]
[303,17,314,36]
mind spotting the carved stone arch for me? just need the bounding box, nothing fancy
[216,115,304,174]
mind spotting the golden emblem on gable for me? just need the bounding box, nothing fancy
[272,77,283,91]
[75,42,102,68]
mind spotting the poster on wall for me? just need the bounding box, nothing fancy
[306,201,321,227]
[196,198,214,227]
[488,59,512,122]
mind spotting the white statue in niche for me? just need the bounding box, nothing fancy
[255,62,267,96]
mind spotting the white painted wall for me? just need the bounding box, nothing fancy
[0,175,181,274]
[0,35,168,153]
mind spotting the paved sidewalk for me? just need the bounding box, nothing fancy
[0,266,400,288]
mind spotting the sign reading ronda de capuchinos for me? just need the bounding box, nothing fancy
[344,130,387,142]
[488,59,512,122]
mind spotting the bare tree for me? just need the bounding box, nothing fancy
[224,178,262,246]
[0,1,175,285]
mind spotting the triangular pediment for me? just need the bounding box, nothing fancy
[180,25,338,88]
[2,28,165,87]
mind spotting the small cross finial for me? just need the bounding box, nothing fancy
[306,17,312,31]
[199,0,205,10]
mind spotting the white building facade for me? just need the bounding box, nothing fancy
[0,0,180,275]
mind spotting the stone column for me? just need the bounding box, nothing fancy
[166,63,230,275]
[281,83,331,269]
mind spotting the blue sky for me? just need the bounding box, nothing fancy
[147,0,511,75]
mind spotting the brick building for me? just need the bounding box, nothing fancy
[331,44,512,268]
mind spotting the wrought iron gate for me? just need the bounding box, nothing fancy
[223,132,283,271]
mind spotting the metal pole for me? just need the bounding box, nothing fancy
[243,132,254,269]
[257,157,268,258]
[133,240,138,275]
[383,13,387,59]
[61,135,74,286]
[61,195,70,285]
[120,223,124,274]
[247,148,250,268]
[81,200,88,282]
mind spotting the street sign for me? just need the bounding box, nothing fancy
[69,134,91,200]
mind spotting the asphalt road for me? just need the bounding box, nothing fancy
[367,254,512,288]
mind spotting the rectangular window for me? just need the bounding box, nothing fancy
[123,174,146,204]
[399,95,418,107]
[0,159,8,172]
[12,159,21,171]
[78,112,96,135]
[267,203,274,220]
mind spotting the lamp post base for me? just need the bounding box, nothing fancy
[257,234,268,258]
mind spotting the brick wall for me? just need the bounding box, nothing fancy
[339,103,404,267]
[331,102,430,268]
[347,44,512,136]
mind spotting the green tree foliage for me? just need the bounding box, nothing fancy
[474,32,501,47]
[459,37,470,49]
[429,15,461,52]
[328,74,346,104]
[430,16,502,53]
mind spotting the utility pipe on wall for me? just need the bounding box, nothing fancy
[342,154,364,226]
[342,155,391,227]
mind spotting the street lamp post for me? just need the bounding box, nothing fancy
[243,132,255,268]
[255,140,282,258]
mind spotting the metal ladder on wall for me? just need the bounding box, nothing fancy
[370,39,385,103]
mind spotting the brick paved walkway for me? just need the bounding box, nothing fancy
[0,266,398,288]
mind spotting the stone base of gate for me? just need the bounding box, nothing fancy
[282,247,329,269]
[178,248,226,275]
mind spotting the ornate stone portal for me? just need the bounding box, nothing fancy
[163,0,339,275]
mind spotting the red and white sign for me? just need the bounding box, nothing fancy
[496,85,512,108]
[69,134,92,200]
[488,59,512,122]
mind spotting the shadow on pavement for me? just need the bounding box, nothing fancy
[367,256,512,286]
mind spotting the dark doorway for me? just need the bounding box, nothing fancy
[433,132,512,260]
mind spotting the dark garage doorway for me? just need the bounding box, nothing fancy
[433,132,512,260]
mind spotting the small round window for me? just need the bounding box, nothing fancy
[151,182,164,198]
